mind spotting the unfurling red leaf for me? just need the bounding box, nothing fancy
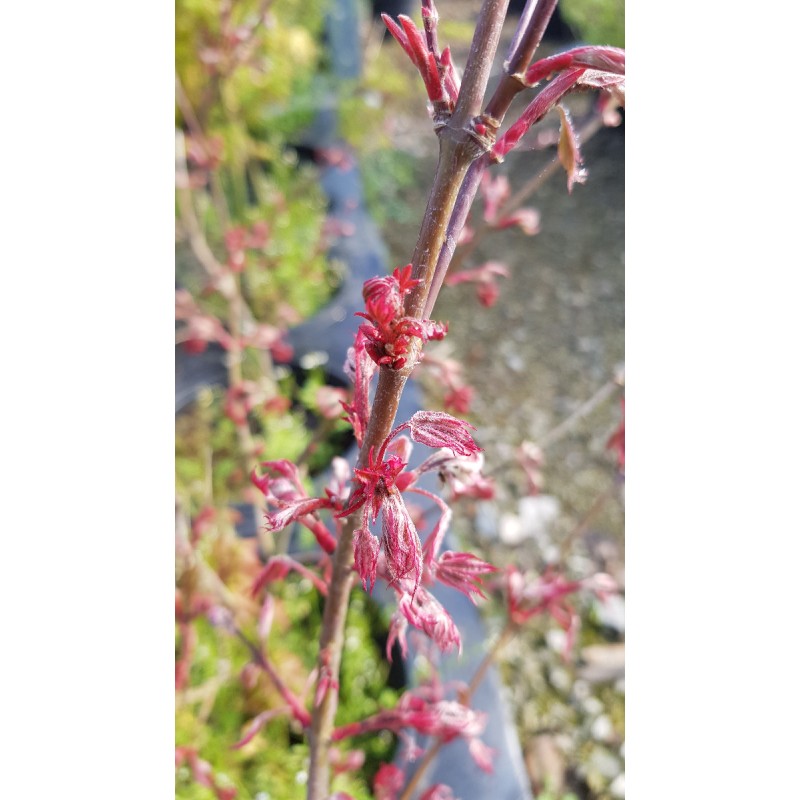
[493,68,587,162]
[524,45,625,87]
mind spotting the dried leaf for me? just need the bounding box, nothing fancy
[556,105,587,193]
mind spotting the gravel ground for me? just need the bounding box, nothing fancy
[376,5,625,571]
[372,5,625,794]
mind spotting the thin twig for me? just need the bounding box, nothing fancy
[538,377,620,450]
[557,481,619,561]
[398,622,517,800]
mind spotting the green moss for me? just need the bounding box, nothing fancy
[177,583,400,799]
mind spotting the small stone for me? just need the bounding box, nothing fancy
[581,695,603,716]
[518,494,560,543]
[578,643,625,684]
[505,352,525,372]
[594,593,625,635]
[590,714,614,742]
[587,746,622,779]
[498,511,523,544]
[549,664,572,692]
[546,627,568,654]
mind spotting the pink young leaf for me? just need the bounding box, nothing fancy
[326,456,352,504]
[251,459,305,495]
[443,385,474,414]
[353,526,380,592]
[477,282,499,308]
[373,763,405,800]
[444,260,510,307]
[582,571,618,601]
[381,492,423,591]
[396,410,480,457]
[479,172,511,223]
[397,586,461,654]
[243,322,282,349]
[495,208,540,235]
[357,265,445,370]
[264,496,331,532]
[445,261,509,286]
[385,432,414,470]
[190,755,214,788]
[468,737,495,773]
[556,105,587,193]
[434,550,497,602]
[578,69,626,92]
[335,691,484,743]
[343,329,376,447]
[329,747,366,775]
[417,449,495,500]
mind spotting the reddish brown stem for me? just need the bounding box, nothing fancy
[234,626,312,727]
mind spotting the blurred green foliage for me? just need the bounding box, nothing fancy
[559,0,625,47]
[175,3,396,796]
[176,0,326,139]
[176,564,399,799]
[176,0,338,322]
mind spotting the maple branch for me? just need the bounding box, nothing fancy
[305,2,512,796]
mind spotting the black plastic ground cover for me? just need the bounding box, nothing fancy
[175,2,533,796]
